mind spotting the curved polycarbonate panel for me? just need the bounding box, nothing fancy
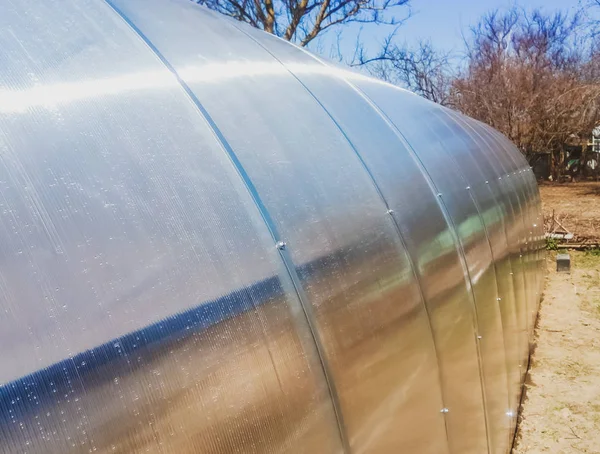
[492,130,544,331]
[414,106,514,454]
[440,111,528,441]
[0,2,343,453]
[521,167,545,301]
[483,129,537,327]
[342,83,489,453]
[225,25,458,453]
[471,124,536,322]
[440,112,523,410]
[0,1,544,453]
[462,121,533,377]
[344,94,513,454]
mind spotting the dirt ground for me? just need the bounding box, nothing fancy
[539,182,600,241]
[513,250,600,453]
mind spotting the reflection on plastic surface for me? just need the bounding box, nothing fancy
[441,111,524,428]
[0,1,544,453]
[465,123,532,366]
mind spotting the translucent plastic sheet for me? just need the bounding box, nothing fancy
[0,1,544,453]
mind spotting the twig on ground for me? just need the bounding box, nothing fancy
[568,425,582,440]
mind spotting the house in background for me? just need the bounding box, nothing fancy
[529,127,600,181]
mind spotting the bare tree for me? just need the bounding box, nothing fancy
[355,39,455,105]
[194,0,410,47]
[451,7,600,178]
[586,0,600,36]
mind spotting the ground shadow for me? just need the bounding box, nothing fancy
[510,291,544,453]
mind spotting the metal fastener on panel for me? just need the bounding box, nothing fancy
[477,335,482,340]
[485,180,489,184]
[497,297,502,301]
[437,193,442,197]
[506,411,514,418]
[276,241,287,250]
[387,209,394,215]
[466,186,471,190]
[440,408,449,414]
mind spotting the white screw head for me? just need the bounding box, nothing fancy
[276,241,287,250]
[440,408,449,414]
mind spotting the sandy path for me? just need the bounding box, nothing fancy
[513,251,600,453]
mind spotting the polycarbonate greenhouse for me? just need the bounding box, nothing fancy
[0,1,545,453]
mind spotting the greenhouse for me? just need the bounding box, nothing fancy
[0,0,544,453]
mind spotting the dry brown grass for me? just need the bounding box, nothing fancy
[540,182,600,241]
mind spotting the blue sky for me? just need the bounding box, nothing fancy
[314,0,590,62]
[397,0,584,53]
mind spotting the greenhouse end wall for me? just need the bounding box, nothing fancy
[0,1,545,453]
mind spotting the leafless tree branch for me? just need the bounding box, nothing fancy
[194,0,410,47]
